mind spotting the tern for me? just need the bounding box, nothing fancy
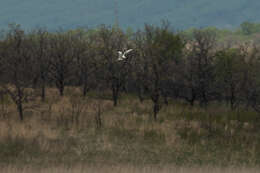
[117,49,133,61]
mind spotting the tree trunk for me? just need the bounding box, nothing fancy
[152,64,160,121]
[95,103,102,129]
[40,73,46,101]
[82,75,89,97]
[137,86,144,103]
[153,98,160,121]
[186,88,196,106]
[112,87,118,106]
[32,76,38,89]
[152,90,160,121]
[41,82,46,102]
[56,72,65,96]
[163,95,168,105]
[56,79,64,96]
[83,83,88,97]
[112,80,120,107]
[230,86,236,110]
[16,88,24,121]
[17,102,24,121]
[59,86,64,96]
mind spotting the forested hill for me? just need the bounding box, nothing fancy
[1,0,260,30]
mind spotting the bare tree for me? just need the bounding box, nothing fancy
[29,28,50,101]
[96,25,132,106]
[179,48,199,106]
[134,23,184,120]
[238,43,260,112]
[72,29,97,97]
[48,31,75,96]
[186,30,217,107]
[215,47,245,109]
[0,24,36,121]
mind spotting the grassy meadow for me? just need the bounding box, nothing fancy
[0,87,260,172]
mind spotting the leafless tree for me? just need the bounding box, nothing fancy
[134,23,184,120]
[0,24,37,120]
[48,31,75,96]
[29,28,50,101]
[179,48,198,106]
[72,29,98,97]
[238,43,260,112]
[96,25,132,106]
[215,47,246,110]
[184,30,217,107]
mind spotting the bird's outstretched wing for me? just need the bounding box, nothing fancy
[117,49,132,61]
[124,49,133,55]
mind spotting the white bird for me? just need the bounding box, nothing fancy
[117,49,133,61]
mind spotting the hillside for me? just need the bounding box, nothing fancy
[0,0,260,30]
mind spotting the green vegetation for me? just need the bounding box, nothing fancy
[182,21,260,44]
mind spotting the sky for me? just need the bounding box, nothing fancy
[1,0,260,30]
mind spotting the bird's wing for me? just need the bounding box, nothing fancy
[118,51,123,55]
[124,49,133,55]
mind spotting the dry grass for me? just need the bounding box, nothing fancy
[0,87,260,168]
[0,165,259,173]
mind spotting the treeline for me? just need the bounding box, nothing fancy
[0,23,260,121]
[183,21,260,43]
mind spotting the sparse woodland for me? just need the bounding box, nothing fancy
[1,23,260,167]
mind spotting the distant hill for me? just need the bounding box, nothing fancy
[1,0,260,30]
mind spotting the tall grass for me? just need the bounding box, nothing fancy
[0,87,260,168]
[0,165,259,173]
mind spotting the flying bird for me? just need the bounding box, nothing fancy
[117,49,133,61]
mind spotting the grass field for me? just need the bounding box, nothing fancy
[1,165,260,173]
[0,87,260,171]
